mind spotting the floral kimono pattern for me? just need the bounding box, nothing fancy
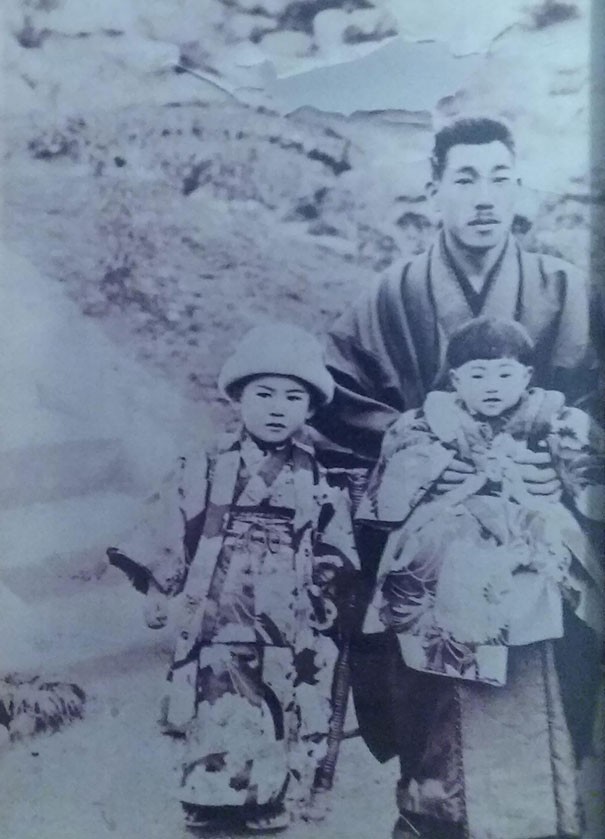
[108,429,359,814]
[357,387,604,686]
[356,388,604,838]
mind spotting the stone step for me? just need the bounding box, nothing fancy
[0,490,143,567]
[0,437,138,509]
[0,571,173,678]
[2,543,122,603]
[0,490,144,607]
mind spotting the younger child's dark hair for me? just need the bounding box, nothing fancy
[446,317,535,369]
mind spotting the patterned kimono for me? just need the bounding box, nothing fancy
[108,429,359,815]
[357,388,604,839]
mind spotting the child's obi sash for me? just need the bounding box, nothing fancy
[199,507,301,648]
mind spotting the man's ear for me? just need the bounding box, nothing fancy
[449,369,459,388]
[426,180,438,200]
[524,365,533,385]
[427,179,442,221]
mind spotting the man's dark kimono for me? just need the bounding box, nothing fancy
[313,233,601,785]
[316,232,599,467]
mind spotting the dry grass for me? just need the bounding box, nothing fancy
[0,675,85,741]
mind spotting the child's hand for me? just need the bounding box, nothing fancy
[143,584,168,629]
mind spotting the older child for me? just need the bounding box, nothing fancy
[108,324,358,833]
[357,316,604,839]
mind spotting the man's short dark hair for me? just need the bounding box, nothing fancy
[446,317,534,369]
[431,117,516,181]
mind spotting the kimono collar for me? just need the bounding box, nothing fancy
[440,231,510,318]
[208,425,319,528]
[424,387,565,446]
[430,232,523,336]
[212,425,316,459]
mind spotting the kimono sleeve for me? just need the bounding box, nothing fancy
[313,470,361,578]
[107,451,210,595]
[548,406,605,521]
[356,408,455,526]
[311,282,404,465]
[549,261,600,408]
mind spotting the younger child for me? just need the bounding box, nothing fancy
[108,324,359,833]
[357,316,604,839]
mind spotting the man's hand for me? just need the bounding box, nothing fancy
[434,446,561,499]
[434,457,476,494]
[512,445,561,498]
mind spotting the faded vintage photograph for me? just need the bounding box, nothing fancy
[0,2,603,838]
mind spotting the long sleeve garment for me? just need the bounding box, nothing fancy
[108,429,359,814]
[313,233,600,465]
[354,390,604,839]
[357,387,604,684]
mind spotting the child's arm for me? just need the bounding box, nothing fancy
[306,472,360,637]
[313,477,360,579]
[356,407,455,526]
[107,450,210,599]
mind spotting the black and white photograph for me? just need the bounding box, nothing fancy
[0,1,603,837]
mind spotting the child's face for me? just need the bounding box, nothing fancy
[450,358,532,417]
[238,375,313,444]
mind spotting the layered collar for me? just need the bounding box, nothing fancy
[430,232,523,334]
[213,425,316,460]
[424,387,565,455]
[206,425,318,529]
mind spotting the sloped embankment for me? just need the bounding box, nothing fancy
[0,241,206,680]
[1,100,402,429]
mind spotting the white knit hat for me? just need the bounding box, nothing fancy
[218,323,335,406]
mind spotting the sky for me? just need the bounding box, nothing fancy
[265,37,481,115]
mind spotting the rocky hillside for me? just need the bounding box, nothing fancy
[2,100,390,428]
[1,0,601,430]
[1,0,398,112]
[0,5,602,836]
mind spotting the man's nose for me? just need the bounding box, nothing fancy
[474,179,495,208]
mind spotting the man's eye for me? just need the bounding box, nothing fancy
[455,178,473,185]
[256,392,271,398]
[287,395,303,402]
[500,373,511,378]
[493,177,510,184]
[471,374,483,379]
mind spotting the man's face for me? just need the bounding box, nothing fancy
[433,141,519,252]
[239,374,312,444]
[451,358,531,417]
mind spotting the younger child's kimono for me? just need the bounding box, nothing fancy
[108,429,359,816]
[357,387,604,839]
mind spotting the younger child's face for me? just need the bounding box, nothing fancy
[239,375,313,444]
[450,358,531,417]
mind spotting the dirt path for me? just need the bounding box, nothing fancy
[0,651,399,839]
[2,650,601,838]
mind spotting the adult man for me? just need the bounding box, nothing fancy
[313,117,601,839]
[315,117,598,467]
